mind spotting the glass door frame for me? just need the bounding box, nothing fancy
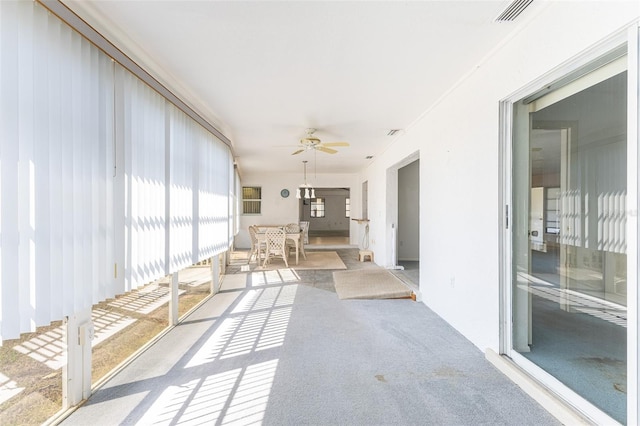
[499,24,639,424]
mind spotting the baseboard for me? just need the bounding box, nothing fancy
[485,349,594,426]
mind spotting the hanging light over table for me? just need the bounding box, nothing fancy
[296,160,315,199]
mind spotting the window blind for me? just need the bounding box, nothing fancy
[0,1,234,343]
[1,1,115,339]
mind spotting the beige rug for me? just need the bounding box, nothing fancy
[256,251,347,271]
[333,269,413,300]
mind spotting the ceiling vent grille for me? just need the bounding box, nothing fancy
[495,0,533,22]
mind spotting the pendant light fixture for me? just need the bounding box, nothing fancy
[296,160,315,199]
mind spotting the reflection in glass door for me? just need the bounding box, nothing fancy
[511,65,628,423]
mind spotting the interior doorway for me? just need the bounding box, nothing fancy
[386,152,420,288]
[299,187,350,246]
[397,159,420,284]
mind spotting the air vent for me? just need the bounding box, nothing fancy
[387,129,401,136]
[495,0,533,22]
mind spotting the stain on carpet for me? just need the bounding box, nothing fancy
[375,374,387,383]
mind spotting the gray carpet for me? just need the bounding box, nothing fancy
[529,250,626,423]
[523,292,626,423]
[62,249,559,426]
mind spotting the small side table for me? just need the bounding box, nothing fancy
[358,250,374,262]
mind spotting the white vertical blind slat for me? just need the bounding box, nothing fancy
[88,46,99,307]
[113,66,126,297]
[130,75,139,288]
[1,0,21,339]
[33,6,52,326]
[48,16,65,320]
[98,58,115,303]
[71,33,83,312]
[17,0,36,332]
[60,22,74,320]
[191,127,200,264]
[123,71,133,292]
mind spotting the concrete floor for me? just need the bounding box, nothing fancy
[61,248,559,426]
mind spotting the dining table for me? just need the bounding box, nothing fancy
[255,225,307,265]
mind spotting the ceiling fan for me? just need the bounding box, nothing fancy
[291,128,349,155]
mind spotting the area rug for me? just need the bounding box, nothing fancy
[333,269,413,300]
[256,251,347,271]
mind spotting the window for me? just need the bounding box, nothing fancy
[242,186,261,214]
[345,198,350,218]
[310,198,325,218]
[545,187,560,234]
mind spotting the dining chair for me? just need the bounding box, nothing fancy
[263,227,289,267]
[248,225,266,264]
[299,221,309,244]
[284,223,301,259]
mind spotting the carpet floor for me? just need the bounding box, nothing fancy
[61,248,560,426]
[334,268,413,299]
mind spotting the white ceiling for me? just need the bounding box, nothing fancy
[63,0,533,175]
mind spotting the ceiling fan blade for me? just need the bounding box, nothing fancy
[316,146,338,154]
[291,149,305,155]
[320,142,349,147]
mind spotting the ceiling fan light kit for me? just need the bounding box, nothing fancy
[291,128,349,155]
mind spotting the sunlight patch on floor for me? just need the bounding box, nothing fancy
[12,327,66,370]
[251,269,300,286]
[91,309,138,346]
[12,308,136,370]
[0,372,24,405]
[232,285,297,314]
[143,359,278,426]
[143,368,241,424]
[185,306,292,366]
[108,284,185,315]
[221,359,279,426]
[185,285,297,367]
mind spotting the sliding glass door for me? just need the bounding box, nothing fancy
[508,49,630,423]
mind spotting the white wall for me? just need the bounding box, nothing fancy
[237,172,360,248]
[359,1,639,352]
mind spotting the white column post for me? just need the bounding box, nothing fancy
[169,272,179,326]
[211,254,220,294]
[62,307,94,409]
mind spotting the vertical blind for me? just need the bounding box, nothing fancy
[168,104,195,272]
[0,1,234,343]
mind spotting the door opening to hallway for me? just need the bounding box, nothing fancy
[299,187,351,246]
[397,159,420,286]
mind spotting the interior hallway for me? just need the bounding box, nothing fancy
[61,249,559,425]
